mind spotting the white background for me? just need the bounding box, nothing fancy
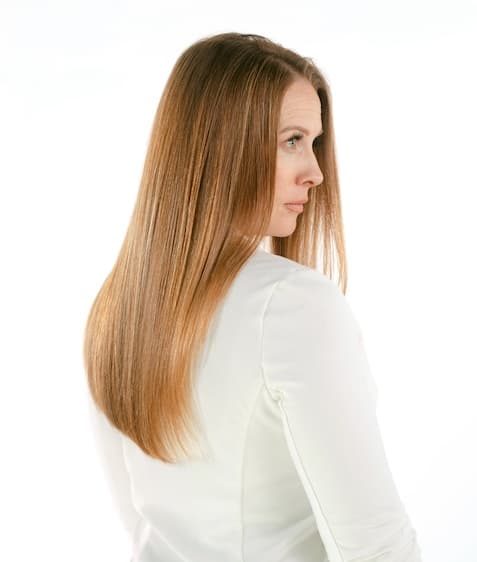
[1,1,476,560]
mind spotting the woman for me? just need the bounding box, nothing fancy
[83,32,422,561]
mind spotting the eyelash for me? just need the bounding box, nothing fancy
[286,134,322,150]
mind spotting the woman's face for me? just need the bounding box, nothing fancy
[266,78,324,237]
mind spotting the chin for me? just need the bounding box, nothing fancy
[267,221,298,237]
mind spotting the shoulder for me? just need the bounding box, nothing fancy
[260,260,377,404]
[262,263,363,356]
[232,247,358,336]
[246,247,338,294]
[266,262,350,322]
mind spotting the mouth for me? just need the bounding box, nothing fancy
[285,203,304,213]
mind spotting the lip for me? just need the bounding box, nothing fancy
[285,203,304,213]
[287,199,308,204]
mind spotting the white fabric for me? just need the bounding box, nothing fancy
[88,246,422,561]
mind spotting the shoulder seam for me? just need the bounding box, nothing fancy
[259,267,308,402]
[258,266,339,403]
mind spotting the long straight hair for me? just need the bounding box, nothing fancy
[83,32,347,463]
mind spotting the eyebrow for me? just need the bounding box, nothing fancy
[279,125,324,136]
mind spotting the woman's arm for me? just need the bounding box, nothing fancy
[262,267,422,562]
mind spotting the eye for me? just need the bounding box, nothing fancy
[286,134,303,149]
[286,133,323,150]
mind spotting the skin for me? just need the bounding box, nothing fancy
[266,77,324,237]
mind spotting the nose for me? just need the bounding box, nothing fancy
[299,152,323,189]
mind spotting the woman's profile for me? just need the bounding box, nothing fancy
[83,31,422,561]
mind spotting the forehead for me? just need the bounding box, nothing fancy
[280,79,322,125]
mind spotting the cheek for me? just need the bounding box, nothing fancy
[275,154,287,175]
[274,167,290,202]
[275,152,294,180]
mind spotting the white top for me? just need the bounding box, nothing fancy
[87,246,422,561]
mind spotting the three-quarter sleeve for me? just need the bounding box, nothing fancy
[86,391,142,546]
[261,268,422,562]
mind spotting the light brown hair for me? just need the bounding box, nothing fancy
[83,32,347,463]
